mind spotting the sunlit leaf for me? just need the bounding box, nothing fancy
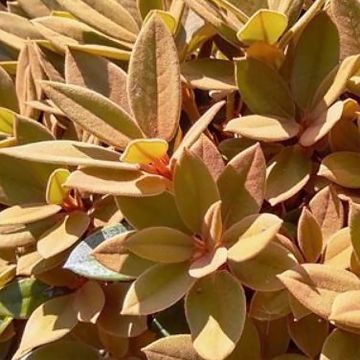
[225,115,300,142]
[37,211,90,259]
[278,264,360,319]
[324,228,352,270]
[0,203,61,226]
[13,294,78,360]
[237,9,288,45]
[230,242,298,292]
[185,271,246,360]
[297,207,323,263]
[121,138,169,165]
[319,152,360,188]
[127,14,180,141]
[225,213,283,262]
[45,168,70,205]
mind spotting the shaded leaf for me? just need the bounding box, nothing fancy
[121,262,195,315]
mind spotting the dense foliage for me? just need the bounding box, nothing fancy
[0,0,360,359]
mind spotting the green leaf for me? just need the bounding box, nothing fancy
[0,108,15,135]
[41,81,143,149]
[138,0,165,19]
[64,224,134,281]
[185,271,246,360]
[46,168,70,205]
[128,14,181,141]
[319,152,360,188]
[116,191,189,233]
[174,150,220,234]
[236,57,294,118]
[266,146,312,206]
[0,279,56,320]
[124,227,194,263]
[121,262,196,315]
[237,9,288,45]
[217,143,265,228]
[290,11,340,110]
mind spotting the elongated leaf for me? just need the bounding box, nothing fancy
[174,150,219,234]
[319,152,360,188]
[236,57,294,118]
[224,213,283,262]
[116,192,189,233]
[278,264,360,319]
[324,228,352,270]
[237,9,288,45]
[13,294,78,360]
[181,59,236,91]
[0,140,137,170]
[65,167,168,197]
[124,227,194,263]
[121,262,195,315]
[0,279,53,319]
[320,329,360,360]
[309,186,344,241]
[290,12,339,110]
[128,14,181,141]
[266,146,312,206]
[64,224,133,281]
[41,81,143,148]
[331,0,360,60]
[0,66,18,112]
[350,202,360,260]
[0,204,61,226]
[186,271,246,360]
[217,143,265,228]
[37,211,90,258]
[297,208,323,263]
[56,0,137,42]
[65,48,132,114]
[225,115,300,142]
[171,101,225,164]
